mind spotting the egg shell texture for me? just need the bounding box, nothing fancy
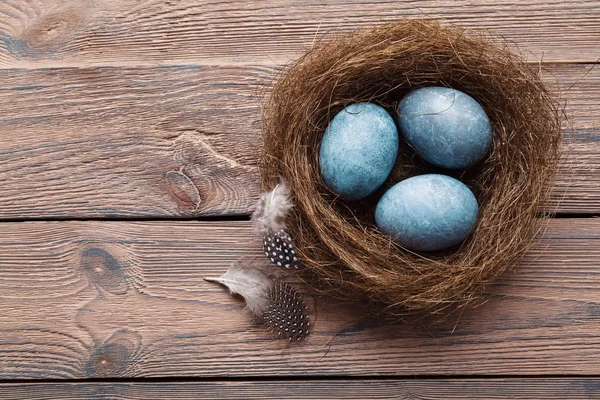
[319,102,399,201]
[375,174,479,252]
[397,87,492,169]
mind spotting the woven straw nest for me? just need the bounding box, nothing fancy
[260,20,562,315]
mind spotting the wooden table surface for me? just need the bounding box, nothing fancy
[0,1,599,399]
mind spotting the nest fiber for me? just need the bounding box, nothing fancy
[261,20,561,314]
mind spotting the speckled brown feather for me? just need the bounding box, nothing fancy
[205,260,310,340]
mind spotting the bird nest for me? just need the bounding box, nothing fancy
[260,20,562,314]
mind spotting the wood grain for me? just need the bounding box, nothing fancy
[0,64,266,218]
[0,63,598,218]
[0,0,599,68]
[0,219,599,379]
[0,0,597,390]
[1,379,600,399]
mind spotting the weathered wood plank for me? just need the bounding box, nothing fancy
[1,379,600,399]
[0,0,599,68]
[0,63,598,218]
[0,65,266,218]
[0,219,599,378]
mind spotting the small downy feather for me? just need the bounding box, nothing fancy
[205,260,310,340]
[252,181,304,270]
[204,260,272,316]
[251,181,293,235]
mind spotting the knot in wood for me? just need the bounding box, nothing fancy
[81,248,128,295]
[87,343,130,377]
[166,170,202,211]
[19,8,87,54]
[86,330,140,378]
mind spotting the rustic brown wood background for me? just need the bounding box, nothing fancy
[0,0,599,398]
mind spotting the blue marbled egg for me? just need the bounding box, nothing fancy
[375,174,478,252]
[320,102,399,200]
[397,87,492,169]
